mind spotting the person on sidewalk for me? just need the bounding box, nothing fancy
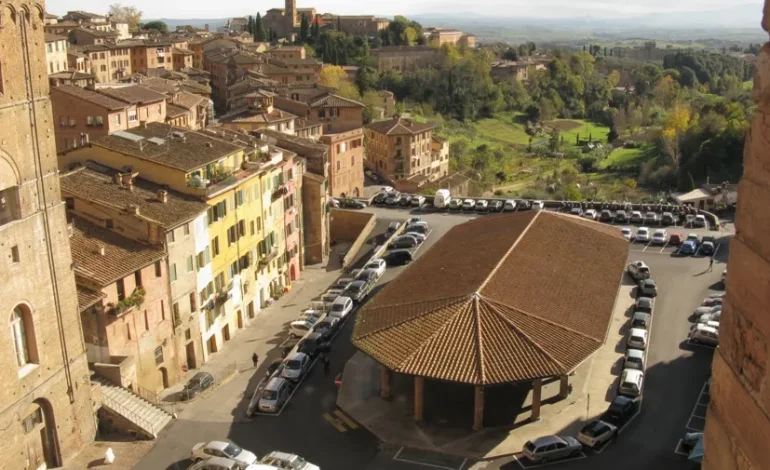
[709,256,714,272]
[322,354,330,376]
[252,352,259,368]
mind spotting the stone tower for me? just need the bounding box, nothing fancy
[285,0,297,30]
[0,1,96,468]
[702,2,770,469]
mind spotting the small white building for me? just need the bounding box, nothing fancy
[675,183,737,210]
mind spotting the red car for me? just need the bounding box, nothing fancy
[669,233,683,245]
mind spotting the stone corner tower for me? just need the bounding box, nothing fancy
[0,1,96,469]
[285,0,298,29]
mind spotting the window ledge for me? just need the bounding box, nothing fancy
[18,363,39,379]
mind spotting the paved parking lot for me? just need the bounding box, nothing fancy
[136,203,728,470]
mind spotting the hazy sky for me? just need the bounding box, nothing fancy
[47,0,759,20]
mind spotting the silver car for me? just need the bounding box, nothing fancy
[261,451,320,470]
[281,352,310,382]
[624,348,645,370]
[258,377,291,413]
[522,435,582,463]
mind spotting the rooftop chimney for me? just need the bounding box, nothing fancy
[126,204,140,215]
[96,244,106,256]
[156,189,168,203]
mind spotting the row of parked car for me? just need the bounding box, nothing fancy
[521,263,659,463]
[621,228,718,255]
[257,255,390,415]
[570,207,708,228]
[688,291,725,346]
[189,442,319,470]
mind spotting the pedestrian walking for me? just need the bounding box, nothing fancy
[322,355,330,376]
[709,256,714,271]
[252,352,259,368]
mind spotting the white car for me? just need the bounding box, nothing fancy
[693,304,722,315]
[699,311,722,323]
[410,195,426,207]
[475,199,489,211]
[462,199,475,210]
[403,230,427,243]
[693,214,707,227]
[635,227,650,243]
[627,328,648,350]
[364,258,387,277]
[532,200,545,211]
[651,229,668,244]
[329,296,354,319]
[689,324,719,346]
[624,348,645,370]
[261,451,320,470]
[577,420,617,448]
[298,309,323,322]
[379,186,394,193]
[503,200,517,212]
[583,209,597,220]
[191,441,258,467]
[281,352,310,382]
[621,227,632,241]
[619,369,644,397]
[693,320,720,332]
[289,320,314,338]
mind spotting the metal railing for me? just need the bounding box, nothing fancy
[101,391,157,438]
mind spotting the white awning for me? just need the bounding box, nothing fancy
[675,188,712,203]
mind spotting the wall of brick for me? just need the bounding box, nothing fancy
[0,4,96,467]
[703,5,770,469]
[321,129,364,198]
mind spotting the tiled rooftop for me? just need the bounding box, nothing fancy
[52,85,128,111]
[77,285,105,312]
[70,216,166,287]
[307,93,364,108]
[61,165,208,229]
[366,117,434,136]
[98,85,167,105]
[352,211,628,385]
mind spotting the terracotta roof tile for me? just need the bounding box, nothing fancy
[70,216,166,287]
[98,85,167,105]
[52,85,128,111]
[366,117,434,136]
[352,211,628,385]
[77,285,105,312]
[307,93,364,108]
[165,104,189,118]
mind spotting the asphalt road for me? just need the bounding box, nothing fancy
[137,204,728,470]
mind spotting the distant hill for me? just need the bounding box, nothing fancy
[143,18,228,31]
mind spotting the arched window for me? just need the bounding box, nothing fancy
[11,305,37,368]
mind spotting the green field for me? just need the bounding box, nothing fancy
[600,145,658,169]
[544,119,611,145]
[470,112,531,146]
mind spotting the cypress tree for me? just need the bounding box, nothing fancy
[255,13,265,41]
[300,14,309,43]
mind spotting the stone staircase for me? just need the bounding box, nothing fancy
[96,378,174,439]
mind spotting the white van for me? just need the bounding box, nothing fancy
[433,189,451,209]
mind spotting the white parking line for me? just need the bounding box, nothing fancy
[512,453,587,469]
[659,242,670,253]
[642,241,654,252]
[712,243,721,258]
[392,448,467,470]
[673,439,690,456]
[252,355,320,417]
[684,381,710,431]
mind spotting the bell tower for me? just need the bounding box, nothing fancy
[285,0,297,29]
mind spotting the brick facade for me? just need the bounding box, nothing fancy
[702,3,770,469]
[320,129,364,198]
[0,3,96,468]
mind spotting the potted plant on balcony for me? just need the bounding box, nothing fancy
[107,287,146,315]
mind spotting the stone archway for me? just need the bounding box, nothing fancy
[23,399,60,470]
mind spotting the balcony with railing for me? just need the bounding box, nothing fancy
[258,247,280,269]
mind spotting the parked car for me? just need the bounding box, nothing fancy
[379,186,394,193]
[626,260,650,281]
[577,420,617,448]
[702,235,716,245]
[686,233,700,245]
[188,457,256,470]
[635,227,650,243]
[624,348,645,371]
[679,240,697,255]
[652,229,668,245]
[386,221,401,234]
[531,200,545,211]
[389,234,419,249]
[701,240,715,256]
[475,199,489,212]
[692,320,720,333]
[621,227,632,241]
[411,196,426,207]
[260,451,320,470]
[632,312,651,330]
[689,324,719,346]
[314,316,340,335]
[618,369,644,397]
[694,304,722,316]
[297,309,323,323]
[343,281,372,302]
[669,233,683,245]
[604,395,637,424]
[599,210,613,222]
[583,209,597,220]
[462,199,475,210]
[702,296,724,307]
[644,212,658,224]
[355,268,380,285]
[338,198,366,209]
[182,372,215,399]
[264,358,284,379]
[398,194,413,207]
[707,291,726,299]
[281,352,310,382]
[433,189,451,209]
[682,432,703,452]
[372,193,388,205]
[329,296,354,320]
[403,230,427,243]
[289,320,314,338]
[405,222,429,236]
[504,200,517,212]
[258,377,292,413]
[661,212,675,225]
[627,328,649,350]
[449,199,463,210]
[614,210,628,223]
[298,332,331,358]
[522,436,582,463]
[489,200,503,212]
[693,214,707,227]
[699,312,722,323]
[518,199,533,210]
[364,258,387,277]
[638,279,658,297]
[384,249,413,266]
[332,277,354,291]
[635,297,653,314]
[385,192,402,206]
[191,441,258,467]
[630,211,644,224]
[570,207,583,217]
